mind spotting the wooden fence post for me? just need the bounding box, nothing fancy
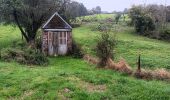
[137,54,141,72]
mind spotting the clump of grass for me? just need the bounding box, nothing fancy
[134,68,170,81]
[83,54,99,65]
[134,69,153,80]
[153,69,170,81]
[1,47,48,66]
[106,58,133,75]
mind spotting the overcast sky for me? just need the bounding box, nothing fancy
[74,0,170,12]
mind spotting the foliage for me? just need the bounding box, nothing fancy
[23,48,49,65]
[115,13,121,24]
[1,48,24,61]
[1,47,48,66]
[65,1,88,21]
[159,28,170,40]
[96,26,116,67]
[68,40,84,59]
[129,5,170,40]
[129,6,155,34]
[92,6,102,14]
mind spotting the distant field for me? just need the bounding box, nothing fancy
[84,14,114,19]
[0,15,170,99]
[78,14,130,21]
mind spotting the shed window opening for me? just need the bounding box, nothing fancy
[59,32,67,45]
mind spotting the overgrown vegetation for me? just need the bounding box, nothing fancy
[68,40,84,58]
[96,32,116,67]
[1,47,48,66]
[129,5,170,40]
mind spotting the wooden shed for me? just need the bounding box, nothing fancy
[42,12,72,56]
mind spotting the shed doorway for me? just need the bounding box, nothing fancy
[58,32,67,55]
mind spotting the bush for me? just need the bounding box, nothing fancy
[115,13,121,24]
[159,29,170,40]
[1,47,48,66]
[134,15,155,34]
[1,48,24,61]
[68,40,84,58]
[96,32,116,67]
[35,36,42,50]
[23,48,49,65]
[129,6,155,34]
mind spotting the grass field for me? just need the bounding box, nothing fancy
[73,23,170,69]
[78,14,129,22]
[0,17,170,99]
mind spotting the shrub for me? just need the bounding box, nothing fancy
[1,47,48,66]
[96,32,116,67]
[35,36,42,50]
[1,48,24,62]
[106,58,133,75]
[129,6,155,34]
[115,13,121,24]
[134,15,155,34]
[23,48,49,65]
[159,29,170,40]
[68,40,84,58]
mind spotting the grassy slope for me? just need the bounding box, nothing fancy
[0,25,20,48]
[80,14,130,22]
[0,24,170,99]
[73,24,170,69]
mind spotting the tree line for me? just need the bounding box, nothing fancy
[129,4,170,40]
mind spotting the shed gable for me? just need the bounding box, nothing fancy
[42,12,72,29]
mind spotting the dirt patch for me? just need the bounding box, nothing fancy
[66,76,107,93]
[20,90,35,100]
[80,83,106,93]
[58,88,71,100]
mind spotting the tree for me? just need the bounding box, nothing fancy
[123,8,128,21]
[95,6,102,14]
[166,6,170,22]
[0,0,62,46]
[129,5,155,34]
[115,13,121,24]
[91,6,102,14]
[64,1,87,22]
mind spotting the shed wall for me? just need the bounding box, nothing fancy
[42,31,72,55]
